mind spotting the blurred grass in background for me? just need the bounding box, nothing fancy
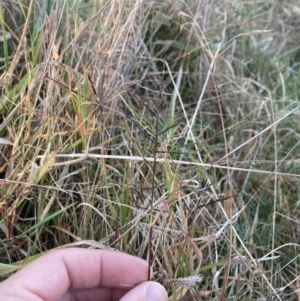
[1,0,300,300]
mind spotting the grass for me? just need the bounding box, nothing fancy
[1,0,300,300]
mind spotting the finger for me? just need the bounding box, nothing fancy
[60,287,127,301]
[120,281,168,301]
[59,281,168,301]
[0,248,148,301]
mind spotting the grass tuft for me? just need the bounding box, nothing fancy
[1,0,300,300]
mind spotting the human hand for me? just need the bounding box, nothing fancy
[0,248,168,301]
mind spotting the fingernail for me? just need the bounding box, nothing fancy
[147,282,168,301]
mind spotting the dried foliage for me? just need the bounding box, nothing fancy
[1,0,300,300]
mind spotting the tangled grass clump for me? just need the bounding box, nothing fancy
[1,0,300,300]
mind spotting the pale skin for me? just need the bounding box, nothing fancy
[0,248,168,301]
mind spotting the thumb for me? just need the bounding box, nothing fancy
[121,281,168,301]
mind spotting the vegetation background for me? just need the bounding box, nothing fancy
[1,0,300,300]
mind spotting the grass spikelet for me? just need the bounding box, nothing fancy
[165,275,203,288]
